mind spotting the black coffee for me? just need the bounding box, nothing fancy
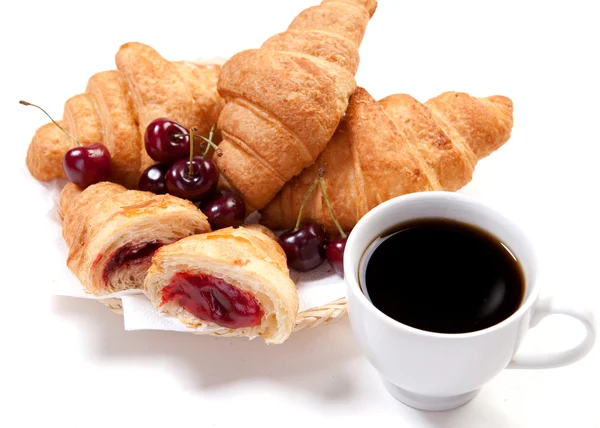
[360,219,524,334]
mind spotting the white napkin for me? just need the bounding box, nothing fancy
[40,177,346,332]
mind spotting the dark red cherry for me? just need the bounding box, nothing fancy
[278,221,327,272]
[200,190,246,229]
[139,164,169,194]
[166,156,219,201]
[20,100,111,189]
[63,143,112,188]
[326,237,347,277]
[144,118,190,164]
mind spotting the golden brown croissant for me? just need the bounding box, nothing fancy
[261,88,514,233]
[144,226,298,344]
[26,42,224,188]
[216,0,377,212]
[60,182,211,295]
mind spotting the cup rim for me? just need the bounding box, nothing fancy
[344,191,540,339]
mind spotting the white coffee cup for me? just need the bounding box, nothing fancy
[344,191,596,411]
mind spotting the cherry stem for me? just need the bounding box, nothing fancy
[294,178,319,231]
[189,127,196,177]
[294,165,328,231]
[199,136,222,156]
[19,100,81,146]
[319,177,346,238]
[175,125,221,157]
[200,124,221,157]
[205,124,215,155]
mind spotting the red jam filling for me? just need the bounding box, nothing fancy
[102,241,163,283]
[161,272,264,329]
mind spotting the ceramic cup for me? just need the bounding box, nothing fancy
[344,191,596,411]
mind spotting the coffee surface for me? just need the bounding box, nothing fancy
[361,219,524,334]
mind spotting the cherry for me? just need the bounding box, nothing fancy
[326,237,347,276]
[20,100,112,188]
[165,127,219,201]
[278,221,328,272]
[166,157,219,201]
[144,118,190,164]
[63,143,112,188]
[318,172,349,277]
[200,189,246,229]
[139,164,169,194]
[277,168,330,272]
[277,165,349,274]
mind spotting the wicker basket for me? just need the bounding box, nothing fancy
[99,297,348,335]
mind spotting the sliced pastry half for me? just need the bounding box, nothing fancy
[144,226,299,344]
[60,182,211,295]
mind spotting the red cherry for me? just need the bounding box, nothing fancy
[19,100,112,189]
[326,237,347,277]
[144,118,190,164]
[166,156,219,201]
[62,143,112,188]
[200,190,246,229]
[278,221,328,272]
[138,164,169,194]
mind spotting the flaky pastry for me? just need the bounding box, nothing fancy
[60,182,211,295]
[216,0,378,211]
[144,226,298,344]
[261,88,514,233]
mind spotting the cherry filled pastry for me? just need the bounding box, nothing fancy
[60,182,211,295]
[144,227,298,344]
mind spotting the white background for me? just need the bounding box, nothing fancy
[2,0,599,427]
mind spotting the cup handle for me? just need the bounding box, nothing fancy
[508,296,597,369]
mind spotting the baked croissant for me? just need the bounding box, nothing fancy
[60,182,211,296]
[26,42,224,188]
[216,0,378,211]
[144,226,298,344]
[261,88,514,233]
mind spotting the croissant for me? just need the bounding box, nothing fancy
[26,42,224,188]
[216,0,378,211]
[60,182,210,295]
[144,226,298,344]
[261,88,514,233]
